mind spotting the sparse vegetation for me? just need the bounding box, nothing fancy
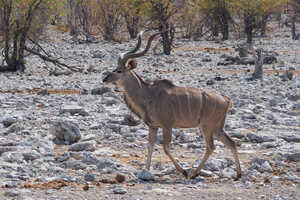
[0,1,300,199]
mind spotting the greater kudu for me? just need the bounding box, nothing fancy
[102,31,241,179]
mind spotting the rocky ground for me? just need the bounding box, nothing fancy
[0,25,300,200]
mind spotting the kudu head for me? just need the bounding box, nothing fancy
[102,31,160,87]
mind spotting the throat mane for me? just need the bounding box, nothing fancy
[122,71,151,124]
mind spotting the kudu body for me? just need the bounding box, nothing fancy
[103,31,241,179]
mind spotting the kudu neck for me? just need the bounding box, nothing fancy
[122,71,150,97]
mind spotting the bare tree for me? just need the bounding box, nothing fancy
[232,0,287,44]
[290,0,300,40]
[176,1,205,40]
[0,0,47,72]
[147,0,177,55]
[66,0,95,41]
[97,0,122,41]
[0,0,79,72]
[122,0,144,39]
[203,0,232,40]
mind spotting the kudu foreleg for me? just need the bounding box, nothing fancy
[146,127,158,170]
[190,129,215,179]
[163,128,188,178]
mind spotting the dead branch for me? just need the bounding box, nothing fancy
[249,46,264,80]
[24,46,81,72]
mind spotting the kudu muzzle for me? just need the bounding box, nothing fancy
[102,71,112,83]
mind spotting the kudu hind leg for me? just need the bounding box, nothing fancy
[163,128,188,178]
[146,127,158,170]
[190,128,215,179]
[218,129,242,179]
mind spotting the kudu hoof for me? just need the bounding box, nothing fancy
[182,170,189,179]
[189,173,199,180]
[185,169,198,180]
[234,173,242,181]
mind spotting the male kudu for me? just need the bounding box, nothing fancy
[102,31,241,179]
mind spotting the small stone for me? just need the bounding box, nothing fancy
[0,146,17,156]
[57,174,78,182]
[198,169,214,177]
[202,158,228,172]
[84,173,95,182]
[62,160,87,170]
[222,167,236,178]
[287,94,300,101]
[82,152,100,165]
[38,89,50,96]
[137,169,155,181]
[249,158,272,173]
[2,181,20,188]
[280,135,300,143]
[281,172,300,183]
[83,184,89,191]
[247,133,275,143]
[91,50,105,58]
[7,123,24,133]
[22,150,40,161]
[286,153,300,162]
[261,142,277,149]
[261,161,273,173]
[112,186,127,194]
[96,158,115,171]
[206,80,215,85]
[121,114,140,126]
[2,152,23,163]
[115,173,126,183]
[60,104,89,116]
[56,152,70,162]
[68,141,96,152]
[102,97,119,106]
[91,87,110,95]
[49,121,81,145]
[2,117,18,127]
[269,97,282,107]
[202,57,212,62]
[4,189,20,197]
[229,132,245,139]
[90,123,103,130]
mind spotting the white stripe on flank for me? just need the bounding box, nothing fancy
[175,88,182,119]
[130,71,142,88]
[199,91,203,116]
[185,88,192,119]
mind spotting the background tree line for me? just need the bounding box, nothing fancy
[0,0,299,72]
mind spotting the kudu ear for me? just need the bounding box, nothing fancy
[127,59,137,70]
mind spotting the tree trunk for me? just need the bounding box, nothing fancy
[291,14,297,40]
[1,41,26,72]
[159,23,172,55]
[103,14,116,41]
[246,27,253,44]
[260,15,269,37]
[1,20,25,72]
[218,2,230,40]
[221,18,229,40]
[244,15,254,44]
[212,22,219,37]
[125,15,139,39]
